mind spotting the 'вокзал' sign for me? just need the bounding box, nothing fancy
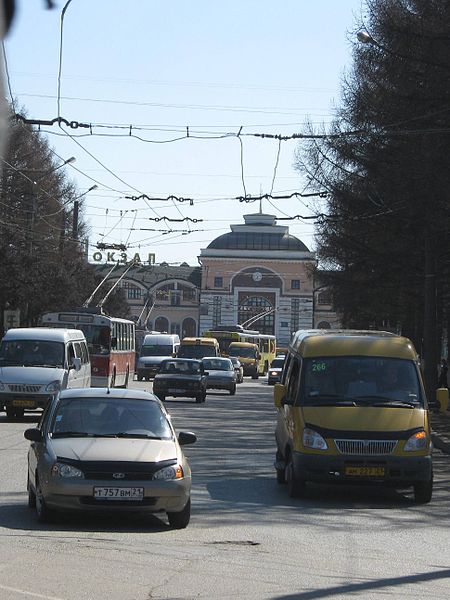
[91,252,156,264]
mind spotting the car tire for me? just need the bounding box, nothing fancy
[286,454,305,498]
[414,476,433,504]
[27,475,36,508]
[167,498,191,529]
[159,395,165,402]
[137,374,144,381]
[229,384,236,395]
[35,478,53,523]
[252,371,259,380]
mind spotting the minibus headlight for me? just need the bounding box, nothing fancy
[45,380,61,393]
[404,430,428,452]
[303,428,328,450]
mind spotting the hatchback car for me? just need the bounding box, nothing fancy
[202,357,237,395]
[24,388,197,528]
[153,358,207,403]
[229,356,244,383]
[268,356,285,385]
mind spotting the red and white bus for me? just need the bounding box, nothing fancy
[40,309,135,388]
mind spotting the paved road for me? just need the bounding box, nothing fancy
[0,379,450,600]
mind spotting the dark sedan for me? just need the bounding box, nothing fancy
[153,358,207,403]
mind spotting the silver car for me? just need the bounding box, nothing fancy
[202,357,237,395]
[24,388,196,528]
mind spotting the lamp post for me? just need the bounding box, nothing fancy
[72,185,98,240]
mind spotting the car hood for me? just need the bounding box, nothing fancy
[50,437,178,463]
[0,366,65,384]
[206,369,234,378]
[138,356,169,366]
[154,374,202,381]
[302,406,427,433]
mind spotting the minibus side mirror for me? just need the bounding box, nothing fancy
[274,383,287,408]
[71,357,82,371]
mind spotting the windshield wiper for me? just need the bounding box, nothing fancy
[304,394,358,406]
[372,400,418,409]
[52,431,92,438]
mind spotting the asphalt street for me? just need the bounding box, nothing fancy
[0,379,449,600]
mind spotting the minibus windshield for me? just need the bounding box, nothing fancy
[300,356,423,406]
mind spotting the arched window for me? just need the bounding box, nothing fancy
[238,296,274,335]
[182,318,196,337]
[155,316,169,333]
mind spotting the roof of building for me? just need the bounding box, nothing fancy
[203,213,311,254]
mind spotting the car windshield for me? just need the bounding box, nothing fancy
[300,356,423,406]
[178,345,216,359]
[159,360,201,374]
[203,359,232,371]
[50,397,173,438]
[271,358,285,369]
[228,347,257,358]
[0,340,65,367]
[140,344,173,357]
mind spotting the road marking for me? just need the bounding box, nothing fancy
[0,585,67,600]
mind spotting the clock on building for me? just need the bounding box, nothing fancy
[252,271,263,282]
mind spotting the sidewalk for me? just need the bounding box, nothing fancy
[431,410,450,454]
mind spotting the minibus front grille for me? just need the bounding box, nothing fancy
[335,439,397,455]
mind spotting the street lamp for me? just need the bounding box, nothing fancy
[72,185,98,240]
[31,156,76,185]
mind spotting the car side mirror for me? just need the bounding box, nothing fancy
[274,383,287,408]
[178,431,197,446]
[24,428,43,442]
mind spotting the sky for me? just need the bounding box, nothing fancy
[3,0,365,266]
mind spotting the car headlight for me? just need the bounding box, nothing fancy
[51,462,84,478]
[45,380,61,393]
[270,371,277,376]
[303,427,328,450]
[404,430,428,452]
[153,464,184,480]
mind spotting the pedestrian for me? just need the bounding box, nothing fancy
[438,358,448,388]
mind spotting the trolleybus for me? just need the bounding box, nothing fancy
[40,309,135,388]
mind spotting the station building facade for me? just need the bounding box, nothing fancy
[94,213,341,346]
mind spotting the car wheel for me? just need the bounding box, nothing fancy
[159,395,165,402]
[414,476,433,504]
[27,474,36,508]
[167,498,191,529]
[5,406,15,420]
[137,374,143,381]
[286,454,305,498]
[229,384,236,395]
[35,478,53,523]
